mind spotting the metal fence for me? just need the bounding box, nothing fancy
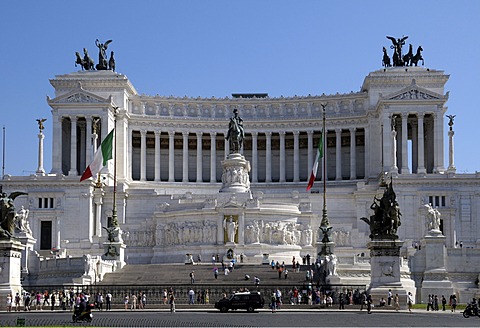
[22,283,366,307]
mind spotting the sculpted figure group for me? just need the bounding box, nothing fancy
[0,192,28,239]
[75,39,115,71]
[361,178,402,240]
[383,35,424,67]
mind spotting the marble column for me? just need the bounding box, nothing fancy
[265,132,272,183]
[182,131,189,182]
[417,114,426,174]
[364,126,370,178]
[140,130,147,181]
[307,131,313,179]
[85,118,93,167]
[279,132,286,183]
[196,132,203,182]
[391,128,398,174]
[93,189,104,237]
[168,131,175,182]
[36,131,45,174]
[382,113,393,172]
[154,131,161,181]
[434,111,445,173]
[68,116,78,176]
[350,128,357,180]
[411,121,418,174]
[447,129,456,172]
[210,132,217,182]
[293,131,300,182]
[401,114,410,174]
[335,128,342,181]
[224,134,229,157]
[251,132,258,183]
[51,114,62,174]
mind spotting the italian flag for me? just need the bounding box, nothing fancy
[306,130,323,191]
[80,129,114,182]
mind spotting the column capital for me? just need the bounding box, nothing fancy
[307,130,313,136]
[154,130,161,137]
[417,112,425,120]
[265,131,272,137]
[251,131,258,137]
[292,130,300,136]
[182,131,189,137]
[335,128,342,134]
[140,129,147,136]
[196,131,203,137]
[210,131,217,138]
[168,130,175,137]
[349,127,357,133]
[69,115,78,122]
[279,131,286,137]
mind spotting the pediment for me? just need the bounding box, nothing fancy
[47,87,110,105]
[218,200,245,209]
[384,79,446,101]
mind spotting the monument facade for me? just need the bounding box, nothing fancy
[1,39,480,302]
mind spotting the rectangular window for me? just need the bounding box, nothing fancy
[40,221,52,250]
[441,196,445,207]
[38,197,55,208]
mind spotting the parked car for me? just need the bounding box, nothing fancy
[215,291,264,312]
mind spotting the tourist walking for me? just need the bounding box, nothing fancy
[131,293,137,310]
[124,294,129,311]
[106,292,112,310]
[366,294,372,314]
[407,292,414,312]
[13,293,21,311]
[394,293,400,311]
[190,270,195,284]
[188,289,195,304]
[6,293,12,312]
[169,294,175,313]
[441,295,446,311]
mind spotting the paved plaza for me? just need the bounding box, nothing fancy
[1,308,478,327]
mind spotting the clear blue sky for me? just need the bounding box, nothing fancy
[1,0,479,176]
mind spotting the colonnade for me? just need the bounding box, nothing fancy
[129,128,367,183]
[387,112,441,175]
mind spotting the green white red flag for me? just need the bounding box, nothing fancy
[80,129,114,182]
[306,130,323,191]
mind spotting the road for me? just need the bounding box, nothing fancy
[1,308,478,327]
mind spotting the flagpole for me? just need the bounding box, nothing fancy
[318,103,333,258]
[321,104,329,228]
[111,107,119,228]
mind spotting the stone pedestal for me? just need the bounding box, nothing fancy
[368,239,412,305]
[17,233,37,281]
[220,153,251,193]
[420,233,453,299]
[102,241,126,269]
[0,239,25,302]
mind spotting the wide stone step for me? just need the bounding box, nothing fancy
[100,263,308,286]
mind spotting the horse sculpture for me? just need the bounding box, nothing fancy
[75,50,95,71]
[382,47,391,67]
[402,44,413,66]
[410,46,424,66]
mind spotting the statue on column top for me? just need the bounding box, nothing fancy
[226,108,245,153]
[36,118,47,132]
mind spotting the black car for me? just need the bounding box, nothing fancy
[215,291,265,312]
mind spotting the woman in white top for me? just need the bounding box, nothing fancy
[6,294,12,312]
